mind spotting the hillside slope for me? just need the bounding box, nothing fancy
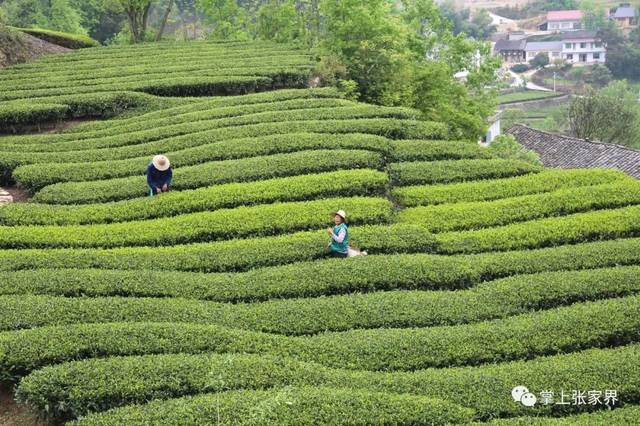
[0,41,638,425]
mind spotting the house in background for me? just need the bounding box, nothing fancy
[493,38,526,63]
[609,4,639,33]
[561,31,606,64]
[480,112,502,145]
[525,41,563,62]
[538,10,584,31]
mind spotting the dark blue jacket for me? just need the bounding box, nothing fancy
[146,162,172,188]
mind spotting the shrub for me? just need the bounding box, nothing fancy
[1,294,638,378]
[390,140,494,162]
[15,344,640,419]
[438,204,640,253]
[0,197,393,249]
[488,406,640,425]
[12,132,391,189]
[0,170,388,226]
[510,64,529,73]
[11,27,100,49]
[392,168,629,207]
[398,181,640,232]
[72,387,474,426]
[389,159,542,186]
[0,224,438,273]
[487,134,541,165]
[0,258,639,336]
[30,149,383,204]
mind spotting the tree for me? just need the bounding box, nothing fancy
[255,0,299,43]
[2,0,86,34]
[529,52,549,69]
[155,0,173,41]
[568,81,640,147]
[68,0,126,42]
[600,26,640,80]
[118,0,154,43]
[198,0,250,40]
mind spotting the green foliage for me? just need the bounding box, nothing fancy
[439,204,640,254]
[12,27,100,48]
[1,0,86,35]
[255,0,300,43]
[568,80,640,147]
[198,0,251,40]
[14,344,640,419]
[0,170,388,226]
[72,387,474,426]
[389,158,542,186]
[392,168,629,206]
[529,52,549,69]
[488,134,542,165]
[510,64,529,73]
[2,244,640,332]
[0,224,438,273]
[2,293,639,378]
[398,180,640,232]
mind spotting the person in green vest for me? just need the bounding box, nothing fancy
[327,209,349,258]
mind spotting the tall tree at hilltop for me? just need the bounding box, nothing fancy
[119,0,153,43]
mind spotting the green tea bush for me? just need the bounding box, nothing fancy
[390,140,494,162]
[10,27,100,49]
[398,181,640,232]
[0,170,388,226]
[439,204,640,253]
[392,169,630,206]
[389,159,542,186]
[72,387,474,426]
[30,149,382,203]
[13,133,391,189]
[0,224,438,272]
[0,196,392,249]
[15,344,640,419]
[1,294,637,378]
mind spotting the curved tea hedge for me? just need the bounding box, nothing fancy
[72,387,475,426]
[0,170,388,226]
[31,149,383,203]
[15,344,640,419]
[1,39,639,425]
[1,294,638,378]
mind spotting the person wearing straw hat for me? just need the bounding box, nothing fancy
[327,209,349,258]
[146,155,173,196]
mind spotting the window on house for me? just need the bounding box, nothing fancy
[580,54,587,62]
[594,53,600,59]
[565,43,573,49]
[580,42,587,48]
[594,42,602,48]
[566,54,573,60]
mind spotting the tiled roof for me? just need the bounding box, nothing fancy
[560,30,599,40]
[612,6,637,18]
[525,41,563,51]
[547,10,583,21]
[494,39,526,52]
[507,124,640,179]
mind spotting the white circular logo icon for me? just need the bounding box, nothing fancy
[511,385,529,402]
[521,392,537,407]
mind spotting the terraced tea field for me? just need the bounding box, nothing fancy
[0,41,639,425]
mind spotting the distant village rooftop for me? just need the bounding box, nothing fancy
[507,124,640,179]
[546,10,584,21]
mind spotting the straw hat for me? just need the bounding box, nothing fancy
[152,155,170,171]
[333,210,347,221]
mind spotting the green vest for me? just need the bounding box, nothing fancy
[330,223,349,254]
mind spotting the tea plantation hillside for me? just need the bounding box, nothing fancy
[0,41,639,425]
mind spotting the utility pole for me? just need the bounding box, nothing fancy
[553,71,556,92]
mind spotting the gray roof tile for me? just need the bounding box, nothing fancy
[507,124,640,179]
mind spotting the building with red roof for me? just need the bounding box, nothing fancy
[539,10,584,31]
